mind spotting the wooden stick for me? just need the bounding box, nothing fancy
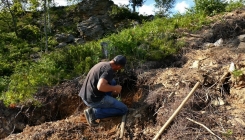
[216,71,230,89]
[186,117,222,140]
[119,114,127,139]
[153,82,200,140]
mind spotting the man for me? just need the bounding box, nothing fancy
[79,55,128,126]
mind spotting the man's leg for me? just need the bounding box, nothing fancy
[91,95,128,119]
[84,108,99,126]
[82,98,99,126]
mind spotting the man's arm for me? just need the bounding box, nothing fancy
[97,78,122,93]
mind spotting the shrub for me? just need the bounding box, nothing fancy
[0,60,13,76]
[2,58,60,105]
[194,0,228,16]
[17,25,41,42]
[109,5,139,20]
[225,1,244,12]
[0,76,9,94]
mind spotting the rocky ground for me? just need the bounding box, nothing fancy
[2,8,245,140]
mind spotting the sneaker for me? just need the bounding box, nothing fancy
[84,108,99,127]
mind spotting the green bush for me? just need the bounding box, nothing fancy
[48,36,59,47]
[17,25,41,41]
[0,76,9,94]
[232,69,243,78]
[2,58,61,105]
[109,5,139,20]
[146,50,165,61]
[48,42,101,79]
[172,12,210,31]
[0,60,13,76]
[194,0,228,16]
[225,1,244,12]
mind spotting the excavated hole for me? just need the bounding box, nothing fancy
[189,91,210,111]
[1,54,188,138]
[191,101,208,111]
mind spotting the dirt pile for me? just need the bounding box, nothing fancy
[3,8,245,140]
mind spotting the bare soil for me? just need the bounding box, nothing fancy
[3,8,245,140]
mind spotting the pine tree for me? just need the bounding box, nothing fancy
[129,0,146,13]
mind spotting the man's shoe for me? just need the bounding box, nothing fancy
[84,108,99,127]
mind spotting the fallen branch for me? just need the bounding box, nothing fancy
[15,105,24,118]
[186,117,222,140]
[153,82,200,140]
[216,71,230,89]
[10,125,15,135]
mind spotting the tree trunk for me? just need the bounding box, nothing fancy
[6,0,18,37]
[132,0,136,12]
[44,0,48,53]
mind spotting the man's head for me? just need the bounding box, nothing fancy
[111,55,126,71]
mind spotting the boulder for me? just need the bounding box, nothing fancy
[77,16,105,40]
[74,38,85,44]
[55,33,75,43]
[238,34,245,42]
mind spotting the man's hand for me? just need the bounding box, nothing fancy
[97,78,122,93]
[113,85,122,94]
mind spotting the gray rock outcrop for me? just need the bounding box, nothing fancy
[77,16,105,41]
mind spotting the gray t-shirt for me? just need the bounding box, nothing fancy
[79,62,114,103]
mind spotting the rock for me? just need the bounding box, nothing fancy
[203,43,215,48]
[229,62,236,72]
[56,42,67,48]
[77,16,105,40]
[55,33,75,43]
[211,97,225,106]
[214,38,223,47]
[238,42,245,49]
[74,38,85,44]
[190,60,200,69]
[238,34,245,42]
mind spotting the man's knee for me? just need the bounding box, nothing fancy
[122,105,128,115]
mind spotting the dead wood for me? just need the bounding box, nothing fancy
[153,82,200,140]
[216,71,230,89]
[119,114,127,139]
[186,117,222,140]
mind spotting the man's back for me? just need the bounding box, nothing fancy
[79,62,113,103]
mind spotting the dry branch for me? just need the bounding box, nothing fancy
[153,82,200,140]
[216,71,230,89]
[186,117,222,140]
[119,114,127,139]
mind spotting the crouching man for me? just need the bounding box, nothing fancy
[79,55,128,126]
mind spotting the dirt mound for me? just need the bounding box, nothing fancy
[3,8,245,140]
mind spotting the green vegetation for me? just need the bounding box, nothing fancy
[0,1,244,106]
[109,5,140,20]
[222,129,233,137]
[232,69,243,78]
[194,0,228,16]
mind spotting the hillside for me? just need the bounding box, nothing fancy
[2,6,245,140]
